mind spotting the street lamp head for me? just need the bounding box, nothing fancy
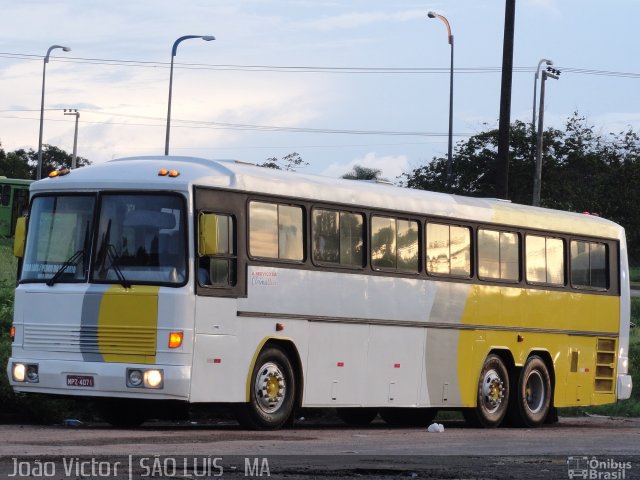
[427,11,437,18]
[544,59,553,66]
[202,36,216,41]
[62,47,71,52]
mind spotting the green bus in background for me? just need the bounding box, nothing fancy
[0,178,31,237]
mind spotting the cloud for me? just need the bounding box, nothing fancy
[321,152,409,181]
[302,10,426,31]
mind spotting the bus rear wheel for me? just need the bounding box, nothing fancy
[509,355,551,427]
[235,346,296,430]
[463,354,510,428]
[379,408,437,427]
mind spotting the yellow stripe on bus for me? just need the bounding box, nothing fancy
[457,284,619,408]
[97,285,159,364]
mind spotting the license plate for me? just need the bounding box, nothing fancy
[66,375,94,387]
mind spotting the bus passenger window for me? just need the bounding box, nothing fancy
[526,235,565,285]
[1,185,11,206]
[198,213,236,287]
[571,240,608,290]
[249,201,303,261]
[426,223,471,277]
[371,216,419,273]
[312,209,364,267]
[371,217,396,269]
[478,229,520,282]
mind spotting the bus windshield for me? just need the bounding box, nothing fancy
[92,194,186,286]
[21,193,187,286]
[21,195,95,283]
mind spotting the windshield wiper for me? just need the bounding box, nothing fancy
[46,250,85,286]
[104,244,131,289]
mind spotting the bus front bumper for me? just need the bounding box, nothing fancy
[7,357,191,401]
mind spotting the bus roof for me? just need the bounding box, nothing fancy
[30,155,623,239]
[0,177,33,186]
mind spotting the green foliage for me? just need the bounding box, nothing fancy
[342,165,386,181]
[258,152,308,171]
[401,113,640,262]
[0,144,91,180]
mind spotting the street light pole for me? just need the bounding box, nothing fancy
[37,45,71,180]
[428,11,454,190]
[64,109,80,169]
[532,67,560,207]
[164,35,215,156]
[532,59,553,134]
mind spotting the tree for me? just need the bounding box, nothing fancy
[401,113,640,261]
[1,149,32,179]
[258,152,308,171]
[0,144,91,180]
[342,165,387,181]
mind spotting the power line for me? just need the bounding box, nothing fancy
[0,111,471,137]
[3,51,639,78]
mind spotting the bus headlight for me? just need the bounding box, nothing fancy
[144,370,163,389]
[12,363,38,383]
[12,363,26,382]
[127,369,144,387]
[126,368,163,389]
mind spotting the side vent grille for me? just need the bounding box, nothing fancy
[594,338,616,393]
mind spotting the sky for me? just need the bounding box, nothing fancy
[1,0,640,181]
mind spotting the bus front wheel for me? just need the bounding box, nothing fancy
[235,346,296,430]
[463,354,510,428]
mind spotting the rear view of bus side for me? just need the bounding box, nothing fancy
[7,156,632,429]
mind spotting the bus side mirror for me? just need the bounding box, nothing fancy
[198,213,220,256]
[13,216,26,258]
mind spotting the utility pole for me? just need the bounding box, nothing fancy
[495,0,516,200]
[64,109,80,169]
[532,68,560,206]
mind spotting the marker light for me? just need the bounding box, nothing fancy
[168,331,183,349]
[144,370,163,389]
[158,169,169,176]
[48,168,70,178]
[12,363,26,382]
[168,170,180,177]
[10,326,15,342]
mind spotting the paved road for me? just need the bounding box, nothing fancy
[0,416,639,479]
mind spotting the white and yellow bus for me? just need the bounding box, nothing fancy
[7,156,632,429]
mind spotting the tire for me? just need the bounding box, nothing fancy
[509,355,551,428]
[379,408,437,427]
[235,346,296,430]
[336,408,378,426]
[463,354,510,428]
[97,399,147,428]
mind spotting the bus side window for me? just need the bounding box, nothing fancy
[570,240,608,290]
[426,222,471,277]
[478,229,520,282]
[526,235,565,286]
[249,201,304,261]
[1,185,10,206]
[371,216,419,273]
[312,209,364,267]
[198,212,237,287]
